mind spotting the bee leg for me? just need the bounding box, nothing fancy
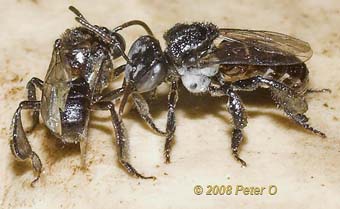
[226,89,248,167]
[10,101,42,186]
[113,64,126,79]
[94,87,125,102]
[164,81,179,163]
[231,129,247,167]
[91,101,155,179]
[97,86,167,136]
[284,113,326,137]
[304,88,331,95]
[232,76,326,137]
[26,77,43,133]
[210,86,248,167]
[131,93,167,136]
[94,64,125,103]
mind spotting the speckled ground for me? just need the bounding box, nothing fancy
[0,0,340,208]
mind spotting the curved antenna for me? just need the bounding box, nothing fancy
[69,6,112,43]
[68,6,85,19]
[68,6,138,107]
[113,20,154,37]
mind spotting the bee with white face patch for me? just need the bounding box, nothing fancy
[116,21,328,168]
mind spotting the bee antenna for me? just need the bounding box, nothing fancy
[68,6,108,41]
[68,6,133,65]
[69,6,86,20]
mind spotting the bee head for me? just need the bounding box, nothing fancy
[68,6,126,60]
[119,35,168,115]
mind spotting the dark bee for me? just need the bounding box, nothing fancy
[116,22,329,166]
[9,6,155,185]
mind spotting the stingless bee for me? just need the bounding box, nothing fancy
[9,6,156,185]
[114,22,329,166]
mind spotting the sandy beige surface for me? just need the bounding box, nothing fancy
[0,0,340,208]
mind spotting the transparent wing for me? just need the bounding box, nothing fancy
[42,41,72,126]
[199,28,313,66]
[44,42,72,84]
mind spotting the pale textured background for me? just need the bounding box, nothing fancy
[1,0,340,208]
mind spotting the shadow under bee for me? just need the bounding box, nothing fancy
[40,130,81,166]
[121,87,314,136]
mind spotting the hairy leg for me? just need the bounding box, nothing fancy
[232,75,326,137]
[91,101,155,179]
[132,93,167,136]
[209,85,248,167]
[164,81,179,163]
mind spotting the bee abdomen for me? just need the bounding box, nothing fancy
[221,63,309,94]
[60,77,91,143]
[262,64,309,94]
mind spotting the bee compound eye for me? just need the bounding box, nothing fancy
[132,63,167,93]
